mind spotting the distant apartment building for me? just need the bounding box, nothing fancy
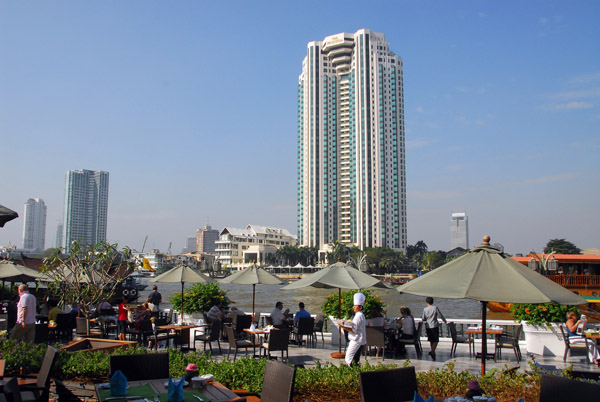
[181,237,196,254]
[55,223,63,249]
[215,225,297,268]
[450,212,469,250]
[22,198,47,251]
[63,169,109,253]
[196,225,219,253]
[134,249,167,272]
[297,29,407,252]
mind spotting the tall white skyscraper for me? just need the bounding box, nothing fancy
[22,198,47,251]
[63,169,109,253]
[450,212,469,250]
[297,29,406,251]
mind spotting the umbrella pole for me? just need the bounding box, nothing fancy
[181,282,185,324]
[252,284,256,324]
[481,301,487,375]
[330,288,345,359]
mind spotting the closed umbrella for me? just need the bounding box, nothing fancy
[397,235,586,374]
[151,263,214,322]
[282,260,389,358]
[0,205,18,228]
[219,262,283,323]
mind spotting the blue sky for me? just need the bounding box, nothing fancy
[1,1,599,255]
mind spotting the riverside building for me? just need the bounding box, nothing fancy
[297,29,407,252]
[62,169,109,253]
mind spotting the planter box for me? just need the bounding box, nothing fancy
[523,323,565,356]
[61,338,137,353]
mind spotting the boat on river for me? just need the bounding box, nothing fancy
[488,253,600,320]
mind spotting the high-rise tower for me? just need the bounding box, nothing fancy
[450,212,469,250]
[22,198,47,251]
[63,169,109,253]
[297,29,406,251]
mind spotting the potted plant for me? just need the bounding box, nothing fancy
[170,282,231,323]
[510,302,578,356]
[321,289,385,345]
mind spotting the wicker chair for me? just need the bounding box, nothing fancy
[449,322,473,357]
[365,326,386,360]
[225,324,256,361]
[312,314,325,343]
[558,324,589,363]
[397,321,422,357]
[495,324,522,362]
[539,374,600,401]
[261,328,290,360]
[109,353,169,381]
[194,319,222,354]
[233,360,296,402]
[359,366,417,402]
[12,346,58,402]
[293,317,314,347]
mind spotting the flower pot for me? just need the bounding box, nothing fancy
[329,316,348,347]
[523,323,565,356]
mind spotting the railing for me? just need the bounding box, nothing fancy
[546,274,600,287]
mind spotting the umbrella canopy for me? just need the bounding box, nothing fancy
[0,205,18,228]
[219,263,283,322]
[397,236,586,374]
[0,260,43,282]
[151,263,214,321]
[282,260,388,357]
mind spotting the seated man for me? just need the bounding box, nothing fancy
[293,302,311,326]
[270,301,291,329]
[207,300,225,323]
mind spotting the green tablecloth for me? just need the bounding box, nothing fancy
[98,384,211,402]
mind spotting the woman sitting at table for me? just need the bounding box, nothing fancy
[396,307,415,352]
[565,310,600,366]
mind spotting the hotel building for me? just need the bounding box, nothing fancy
[22,198,47,251]
[297,29,407,251]
[450,212,469,250]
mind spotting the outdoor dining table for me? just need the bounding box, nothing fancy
[465,327,503,360]
[94,378,238,402]
[157,324,198,351]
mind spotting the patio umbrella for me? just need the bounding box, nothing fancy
[282,260,389,358]
[218,262,283,323]
[397,235,586,374]
[0,205,18,228]
[0,260,43,282]
[151,263,214,322]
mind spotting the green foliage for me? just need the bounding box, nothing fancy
[0,339,48,375]
[321,289,385,319]
[544,238,581,254]
[170,282,230,314]
[510,302,578,325]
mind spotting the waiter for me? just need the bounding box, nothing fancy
[341,292,367,366]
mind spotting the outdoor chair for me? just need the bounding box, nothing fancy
[225,324,257,361]
[0,359,5,379]
[194,319,222,354]
[125,319,153,344]
[293,317,314,347]
[232,360,296,402]
[359,366,417,402]
[34,323,49,344]
[365,326,386,360]
[260,328,290,361]
[312,314,325,343]
[233,314,252,339]
[15,346,58,402]
[265,316,274,326]
[398,321,422,357]
[448,322,472,357]
[495,324,522,362]
[148,318,175,350]
[74,317,102,339]
[539,374,600,401]
[109,353,169,381]
[54,313,73,342]
[558,324,589,363]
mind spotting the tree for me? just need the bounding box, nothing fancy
[41,240,134,316]
[543,238,581,254]
[423,250,446,270]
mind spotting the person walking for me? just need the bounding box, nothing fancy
[341,292,367,366]
[149,285,162,309]
[10,284,37,342]
[422,296,446,360]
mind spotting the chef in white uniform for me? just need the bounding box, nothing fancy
[342,292,367,366]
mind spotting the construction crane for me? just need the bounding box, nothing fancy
[141,235,148,253]
[168,242,172,256]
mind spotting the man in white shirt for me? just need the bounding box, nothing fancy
[10,284,37,342]
[207,301,225,322]
[270,301,290,328]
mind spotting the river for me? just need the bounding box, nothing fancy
[136,278,513,321]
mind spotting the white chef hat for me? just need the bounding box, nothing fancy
[353,292,365,306]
